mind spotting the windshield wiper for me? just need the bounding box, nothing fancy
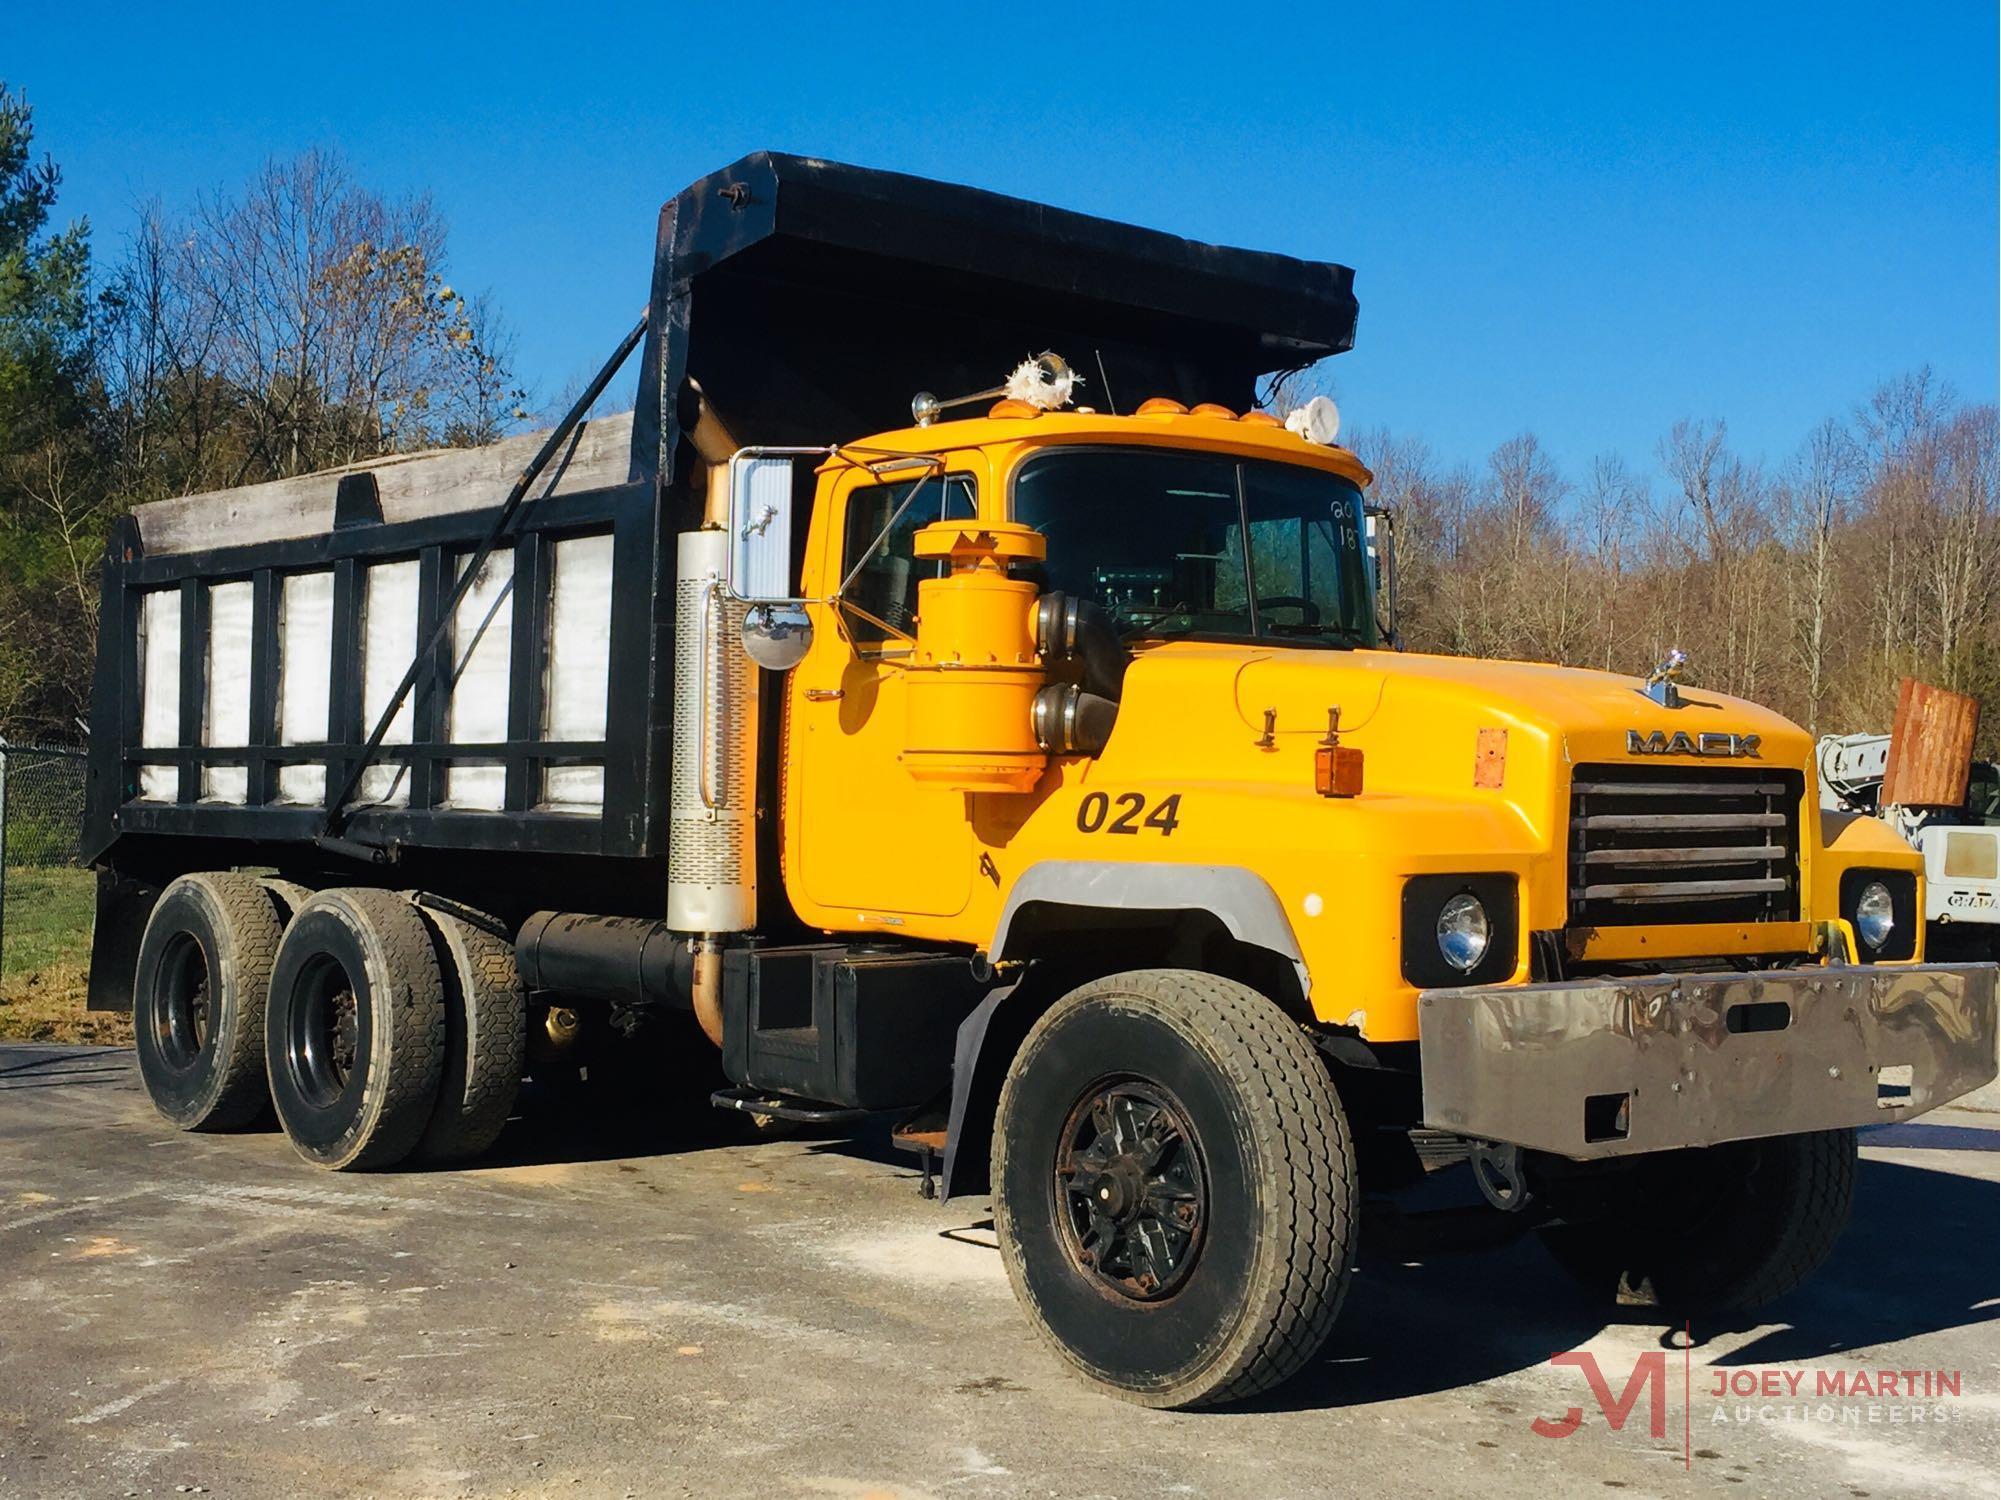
[1118,601,1195,639]
[1264,621,1367,646]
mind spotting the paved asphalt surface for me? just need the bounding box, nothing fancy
[0,1045,1994,1500]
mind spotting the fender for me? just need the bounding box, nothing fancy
[987,860,1311,999]
[941,861,1311,1201]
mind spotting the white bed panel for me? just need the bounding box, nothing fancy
[444,548,514,811]
[200,580,253,803]
[276,570,335,804]
[540,764,606,813]
[352,559,419,809]
[544,533,613,744]
[361,560,419,744]
[137,588,182,800]
[277,763,329,805]
[278,571,334,743]
[356,762,410,806]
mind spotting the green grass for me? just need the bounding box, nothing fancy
[0,866,124,1043]
[1,866,95,976]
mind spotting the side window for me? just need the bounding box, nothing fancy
[840,473,977,644]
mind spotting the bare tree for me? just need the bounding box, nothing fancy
[1657,418,1778,696]
[1777,418,1856,735]
[103,150,523,498]
[1580,453,1645,671]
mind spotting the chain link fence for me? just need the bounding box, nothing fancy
[0,742,96,1029]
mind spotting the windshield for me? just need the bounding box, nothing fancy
[1012,447,1377,645]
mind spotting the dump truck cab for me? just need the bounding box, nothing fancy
[91,152,1997,1411]
[781,405,1376,941]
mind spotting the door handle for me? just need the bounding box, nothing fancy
[803,687,845,702]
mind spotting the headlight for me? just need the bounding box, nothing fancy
[1436,892,1492,972]
[1403,874,1517,986]
[1854,880,1896,951]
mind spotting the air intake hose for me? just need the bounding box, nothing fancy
[1035,592,1127,702]
[1032,683,1120,755]
[1032,592,1127,756]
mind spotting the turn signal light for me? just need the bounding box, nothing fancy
[1315,744,1363,797]
[1314,706,1361,797]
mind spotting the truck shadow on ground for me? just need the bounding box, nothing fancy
[1245,1153,1997,1414]
[0,1046,135,1091]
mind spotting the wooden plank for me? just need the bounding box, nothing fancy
[132,411,636,557]
[1882,677,1980,808]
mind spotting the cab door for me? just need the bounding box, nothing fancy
[787,459,984,919]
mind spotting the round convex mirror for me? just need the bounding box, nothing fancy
[741,603,813,671]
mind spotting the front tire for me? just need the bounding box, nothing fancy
[133,872,286,1130]
[265,889,447,1170]
[993,970,1357,1409]
[1540,1129,1858,1313]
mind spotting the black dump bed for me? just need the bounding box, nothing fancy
[84,152,1357,884]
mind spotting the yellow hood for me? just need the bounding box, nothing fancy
[1226,645,1812,787]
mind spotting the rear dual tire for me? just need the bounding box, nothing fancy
[265,888,448,1170]
[136,876,524,1170]
[133,873,287,1131]
[410,908,524,1165]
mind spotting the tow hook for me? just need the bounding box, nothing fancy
[1470,1140,1534,1212]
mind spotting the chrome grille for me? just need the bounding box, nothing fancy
[1568,766,1802,926]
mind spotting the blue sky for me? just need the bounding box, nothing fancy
[9,2,1995,477]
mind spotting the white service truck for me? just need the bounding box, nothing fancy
[1819,732,1999,960]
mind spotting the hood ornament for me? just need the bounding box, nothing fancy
[1640,647,1688,708]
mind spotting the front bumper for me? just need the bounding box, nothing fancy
[1418,962,1998,1159]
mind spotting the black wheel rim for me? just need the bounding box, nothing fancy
[1053,1077,1207,1301]
[290,954,362,1108]
[151,933,212,1069]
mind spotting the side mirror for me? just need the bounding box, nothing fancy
[1364,502,1398,648]
[741,602,813,672]
[726,452,801,603]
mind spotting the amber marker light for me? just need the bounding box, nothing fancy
[1314,706,1363,798]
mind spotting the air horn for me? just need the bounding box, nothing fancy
[911,352,1081,427]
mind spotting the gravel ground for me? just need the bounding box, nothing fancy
[0,1046,1993,1500]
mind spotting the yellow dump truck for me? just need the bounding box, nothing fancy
[85,154,1997,1408]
